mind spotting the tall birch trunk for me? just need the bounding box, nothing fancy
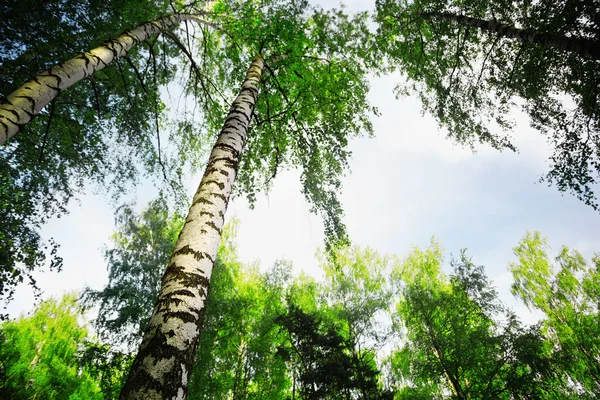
[119,55,265,400]
[424,12,600,61]
[0,13,208,145]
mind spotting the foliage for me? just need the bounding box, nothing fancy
[6,219,600,399]
[510,232,600,397]
[276,302,393,400]
[78,342,134,400]
[0,294,102,399]
[376,0,600,209]
[1,0,377,307]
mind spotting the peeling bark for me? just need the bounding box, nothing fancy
[0,13,209,145]
[424,12,600,61]
[119,55,265,400]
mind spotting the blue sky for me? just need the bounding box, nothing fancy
[5,1,600,326]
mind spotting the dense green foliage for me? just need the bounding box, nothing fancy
[376,0,600,209]
[388,244,560,398]
[48,204,595,398]
[82,198,183,348]
[2,0,600,397]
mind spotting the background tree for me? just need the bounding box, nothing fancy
[320,246,396,398]
[0,294,102,399]
[510,232,600,397]
[82,197,183,348]
[375,0,600,209]
[387,242,562,398]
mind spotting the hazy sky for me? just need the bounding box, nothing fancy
[5,0,600,325]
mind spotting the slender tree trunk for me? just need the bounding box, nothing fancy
[0,13,208,145]
[424,12,600,61]
[119,55,265,400]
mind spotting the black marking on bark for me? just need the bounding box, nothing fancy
[164,262,213,287]
[162,310,198,324]
[204,167,221,177]
[206,156,237,169]
[228,111,250,124]
[105,42,119,59]
[15,96,35,112]
[76,53,91,74]
[213,142,240,156]
[173,245,212,262]
[205,220,222,234]
[192,196,214,207]
[209,192,227,203]
[91,54,109,69]
[218,210,224,219]
[203,179,225,190]
[120,327,199,399]
[166,288,196,298]
[47,69,63,89]
[199,211,214,218]
[6,109,20,120]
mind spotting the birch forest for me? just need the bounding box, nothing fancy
[0,0,598,398]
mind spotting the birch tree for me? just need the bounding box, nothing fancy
[376,0,600,209]
[510,232,600,396]
[114,0,374,397]
[0,0,184,305]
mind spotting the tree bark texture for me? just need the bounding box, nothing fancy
[119,55,265,400]
[0,13,207,145]
[426,12,600,61]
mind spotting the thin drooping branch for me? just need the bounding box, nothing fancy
[147,40,168,183]
[89,76,102,118]
[119,55,265,400]
[423,12,600,61]
[124,56,148,93]
[38,99,56,163]
[0,12,209,145]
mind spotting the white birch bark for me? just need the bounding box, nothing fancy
[0,13,208,145]
[119,55,265,400]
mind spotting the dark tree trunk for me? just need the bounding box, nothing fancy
[424,11,600,61]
